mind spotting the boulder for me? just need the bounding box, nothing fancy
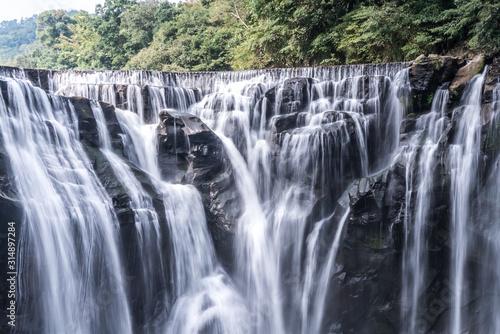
[449,54,485,100]
[408,55,465,112]
[483,57,500,104]
[157,110,241,271]
[271,113,299,134]
[262,77,313,119]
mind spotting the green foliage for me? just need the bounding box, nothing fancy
[36,10,75,47]
[2,0,499,71]
[57,11,100,69]
[126,1,241,71]
[0,17,37,62]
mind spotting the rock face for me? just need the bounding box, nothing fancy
[449,54,485,100]
[325,55,500,332]
[157,110,241,271]
[483,57,500,104]
[262,77,313,118]
[408,55,465,112]
[327,146,453,333]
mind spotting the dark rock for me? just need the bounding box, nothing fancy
[70,97,123,150]
[409,55,465,113]
[483,58,500,104]
[400,114,419,134]
[322,169,402,334]
[262,77,313,118]
[157,110,241,272]
[449,54,485,101]
[271,113,298,134]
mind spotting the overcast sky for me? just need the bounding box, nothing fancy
[1,0,182,22]
[0,0,104,22]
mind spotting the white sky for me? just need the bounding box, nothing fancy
[0,0,183,22]
[0,0,105,22]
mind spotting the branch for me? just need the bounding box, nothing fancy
[231,3,249,29]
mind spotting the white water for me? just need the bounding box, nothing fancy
[51,64,410,333]
[90,101,169,332]
[184,66,410,333]
[449,72,486,334]
[115,107,248,334]
[0,77,132,333]
[400,85,449,334]
[5,61,498,334]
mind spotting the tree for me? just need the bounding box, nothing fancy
[125,1,239,71]
[36,10,75,47]
[57,11,100,69]
[92,0,135,69]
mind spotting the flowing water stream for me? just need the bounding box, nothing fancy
[1,63,499,333]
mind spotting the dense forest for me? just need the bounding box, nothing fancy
[1,0,499,71]
[0,16,37,62]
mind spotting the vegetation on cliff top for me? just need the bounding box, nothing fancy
[1,0,499,71]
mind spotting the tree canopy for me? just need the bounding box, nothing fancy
[1,0,499,70]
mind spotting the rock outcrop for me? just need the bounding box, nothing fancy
[408,54,466,112]
[261,77,313,119]
[449,54,485,100]
[157,110,241,271]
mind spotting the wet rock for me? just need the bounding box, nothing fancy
[449,54,485,100]
[327,130,453,333]
[409,55,465,112]
[262,77,313,118]
[483,58,500,104]
[322,169,402,334]
[271,113,298,134]
[157,110,241,271]
[70,97,123,150]
[400,113,420,134]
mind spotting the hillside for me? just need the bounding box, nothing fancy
[0,0,498,71]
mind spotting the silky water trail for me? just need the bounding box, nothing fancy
[399,84,450,334]
[477,83,500,334]
[397,71,500,334]
[0,77,132,333]
[95,103,248,334]
[14,63,500,333]
[49,65,412,333]
[183,66,411,333]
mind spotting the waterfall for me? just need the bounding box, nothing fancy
[3,60,499,334]
[114,107,248,334]
[52,63,409,333]
[400,85,449,334]
[484,84,500,334]
[0,77,132,333]
[90,101,169,332]
[449,72,486,334]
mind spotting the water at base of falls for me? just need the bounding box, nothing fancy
[2,61,499,334]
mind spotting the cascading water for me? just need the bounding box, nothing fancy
[183,65,411,333]
[114,107,248,334]
[477,83,500,334]
[89,101,168,332]
[2,59,499,334]
[0,77,132,333]
[41,63,411,333]
[400,84,449,334]
[448,72,486,334]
